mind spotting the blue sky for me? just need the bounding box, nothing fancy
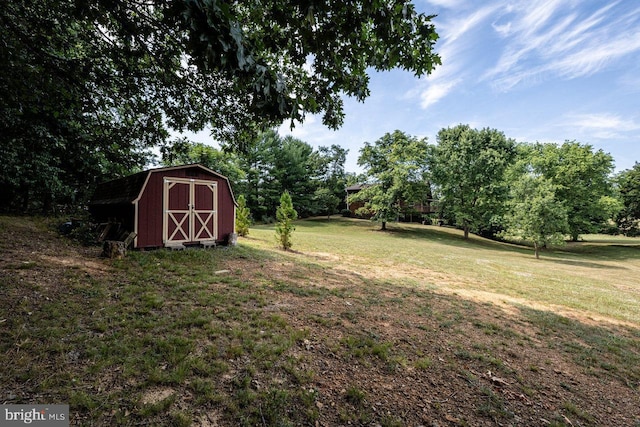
[186,1,640,174]
[277,0,640,174]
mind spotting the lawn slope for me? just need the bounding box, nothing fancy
[250,218,640,325]
[1,216,639,426]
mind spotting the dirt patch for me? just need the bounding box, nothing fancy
[2,216,639,426]
[196,410,222,427]
[224,253,640,426]
[140,388,175,405]
[39,255,112,276]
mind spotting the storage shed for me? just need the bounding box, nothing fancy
[89,164,237,249]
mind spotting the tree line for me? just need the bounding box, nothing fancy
[2,1,637,245]
[162,125,639,249]
[352,125,640,251]
[161,130,351,223]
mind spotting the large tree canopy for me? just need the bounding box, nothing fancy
[180,0,442,132]
[429,125,516,239]
[501,175,569,259]
[528,141,615,241]
[1,0,440,212]
[616,162,640,236]
[353,130,430,230]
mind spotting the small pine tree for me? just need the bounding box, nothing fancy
[275,191,298,250]
[235,194,251,237]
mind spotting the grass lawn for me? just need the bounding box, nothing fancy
[1,215,639,426]
[250,217,640,325]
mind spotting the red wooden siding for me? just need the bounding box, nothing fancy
[90,164,236,249]
[217,177,235,241]
[136,167,236,248]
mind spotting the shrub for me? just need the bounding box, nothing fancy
[275,191,298,250]
[235,195,251,237]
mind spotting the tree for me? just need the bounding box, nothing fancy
[0,0,194,211]
[311,145,349,213]
[314,188,341,219]
[229,131,348,221]
[275,191,298,250]
[353,130,430,230]
[529,141,615,241]
[429,125,516,239]
[235,195,252,237]
[0,1,150,212]
[176,0,441,136]
[1,0,440,212]
[598,195,624,234]
[233,130,281,221]
[616,163,640,236]
[161,140,245,193]
[231,131,317,220]
[501,175,569,259]
[346,172,369,187]
[270,136,317,218]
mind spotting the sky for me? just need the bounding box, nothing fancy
[193,0,640,174]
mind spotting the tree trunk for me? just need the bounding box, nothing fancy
[463,225,469,239]
[42,192,53,215]
[534,242,540,259]
[381,221,387,231]
[20,182,30,212]
[102,240,126,259]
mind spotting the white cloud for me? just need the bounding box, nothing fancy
[557,113,640,140]
[414,4,499,109]
[565,113,639,132]
[438,4,499,43]
[483,2,640,90]
[519,0,566,36]
[552,32,640,79]
[545,3,614,55]
[491,21,511,37]
[424,0,467,9]
[420,78,461,109]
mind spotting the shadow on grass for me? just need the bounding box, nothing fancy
[552,244,640,263]
[376,223,538,257]
[3,215,640,426]
[518,306,640,389]
[295,216,375,229]
[300,217,640,263]
[544,257,628,270]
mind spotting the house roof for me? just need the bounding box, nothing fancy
[90,164,236,206]
[345,184,372,192]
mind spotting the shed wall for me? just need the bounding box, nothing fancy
[136,172,164,248]
[217,177,235,240]
[135,168,235,248]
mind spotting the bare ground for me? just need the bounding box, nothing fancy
[1,217,639,426]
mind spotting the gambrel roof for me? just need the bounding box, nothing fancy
[90,164,237,206]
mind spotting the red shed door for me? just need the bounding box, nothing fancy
[163,178,218,245]
[193,181,217,241]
